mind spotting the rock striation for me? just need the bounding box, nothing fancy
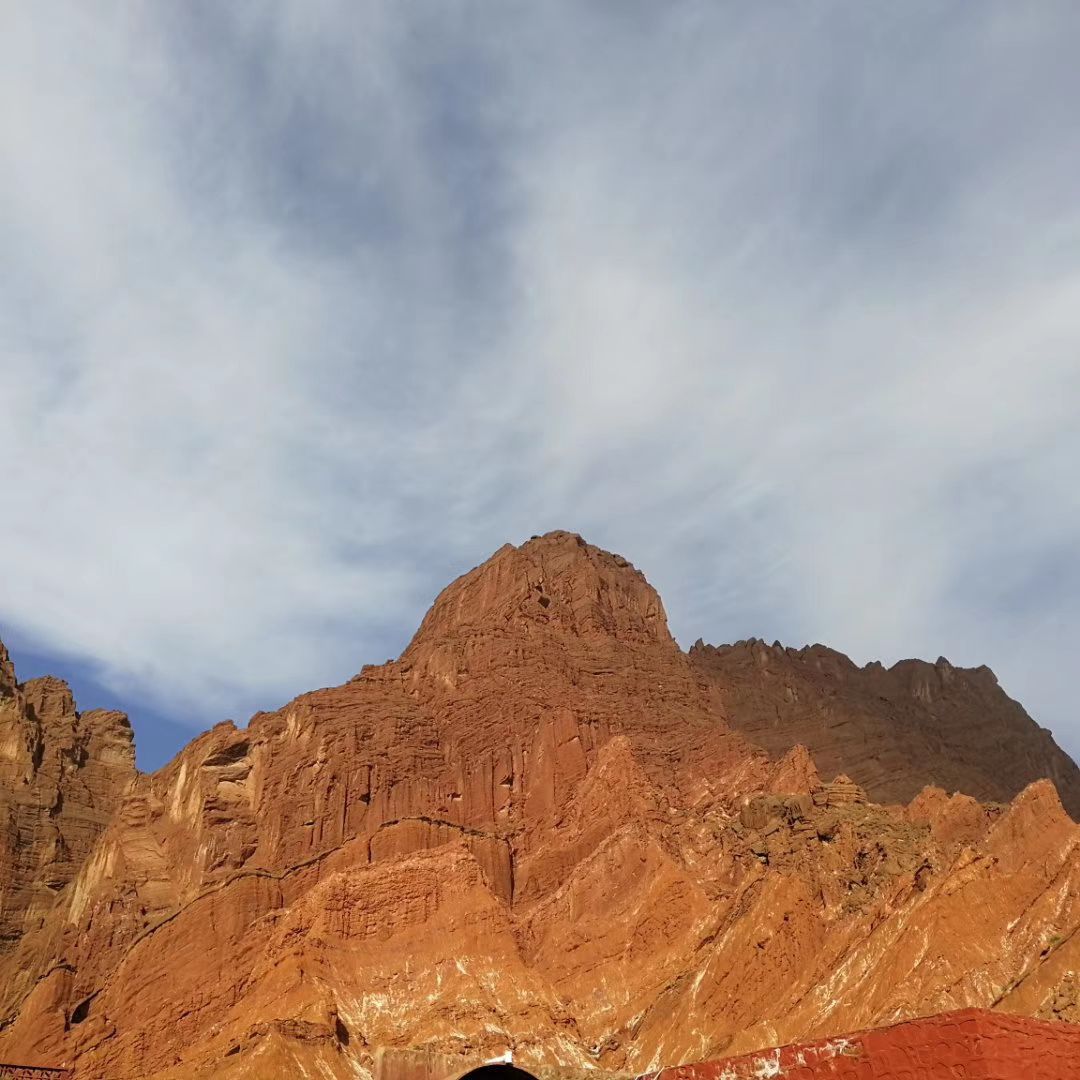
[0,532,1079,1080]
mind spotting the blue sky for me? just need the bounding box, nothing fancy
[2,3,1079,771]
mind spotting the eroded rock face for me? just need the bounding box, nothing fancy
[1,532,1079,1079]
[689,638,1080,817]
[0,648,135,963]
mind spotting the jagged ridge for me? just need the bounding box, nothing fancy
[690,637,1080,817]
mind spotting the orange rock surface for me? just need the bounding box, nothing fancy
[1,532,1079,1079]
[0,642,135,976]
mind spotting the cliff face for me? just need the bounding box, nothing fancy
[689,638,1080,817]
[0,641,135,956]
[0,532,1078,1080]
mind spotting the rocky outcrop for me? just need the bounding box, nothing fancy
[0,533,1079,1079]
[0,640,16,698]
[689,638,1080,817]
[0,646,135,961]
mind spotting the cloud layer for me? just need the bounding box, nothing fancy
[3,3,1079,766]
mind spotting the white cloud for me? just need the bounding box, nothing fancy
[2,3,1079,760]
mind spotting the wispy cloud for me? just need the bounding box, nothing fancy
[3,2,1079,763]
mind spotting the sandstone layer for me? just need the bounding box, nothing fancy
[0,532,1078,1080]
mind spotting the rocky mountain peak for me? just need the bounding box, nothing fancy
[0,648,136,964]
[0,638,15,698]
[404,530,672,656]
[22,675,76,725]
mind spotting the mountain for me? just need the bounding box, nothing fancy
[1,531,1078,1079]
[0,640,135,953]
[689,638,1080,817]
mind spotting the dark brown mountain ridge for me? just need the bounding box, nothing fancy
[690,636,1080,818]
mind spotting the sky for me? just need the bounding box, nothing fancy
[2,3,1079,770]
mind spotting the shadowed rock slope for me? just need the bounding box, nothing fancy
[0,531,1078,1080]
[689,638,1080,818]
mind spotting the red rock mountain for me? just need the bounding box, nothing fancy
[1,532,1079,1079]
[0,640,135,953]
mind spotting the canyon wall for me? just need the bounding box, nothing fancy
[0,641,135,956]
